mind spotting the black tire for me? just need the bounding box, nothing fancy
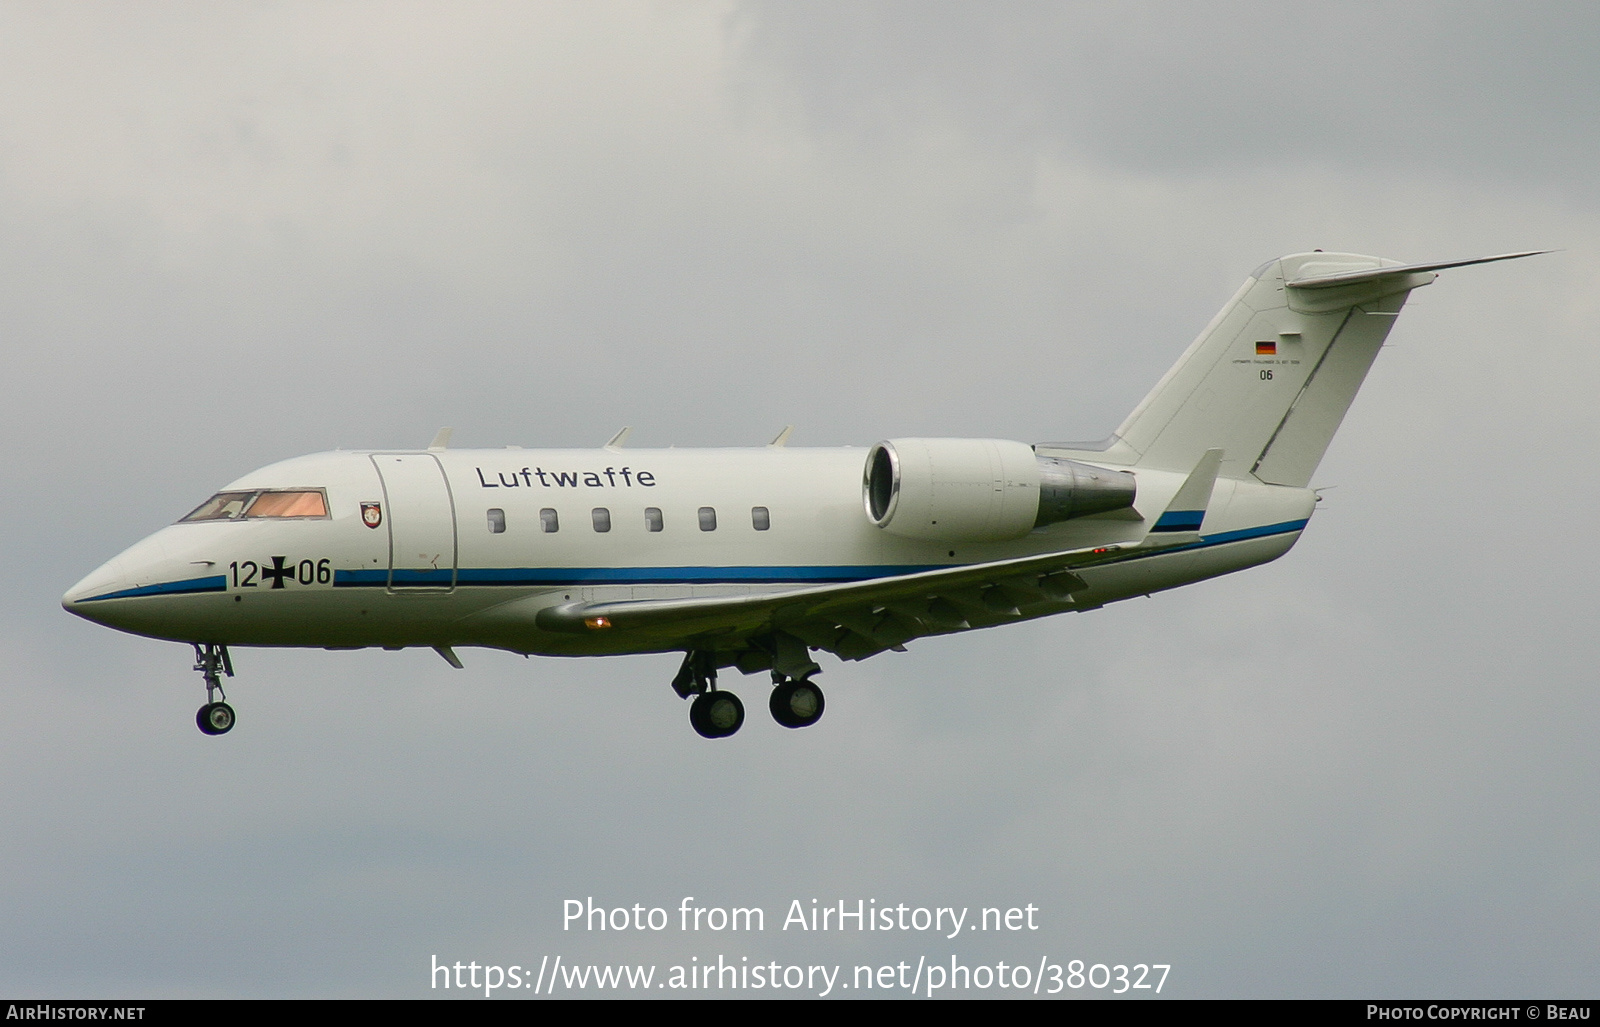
[198,702,235,735]
[770,679,825,729]
[689,691,744,739]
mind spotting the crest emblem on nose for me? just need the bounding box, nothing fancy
[361,502,382,529]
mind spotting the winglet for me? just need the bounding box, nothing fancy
[427,427,454,451]
[1144,448,1223,545]
[605,427,633,451]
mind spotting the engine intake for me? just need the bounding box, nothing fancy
[864,438,1136,543]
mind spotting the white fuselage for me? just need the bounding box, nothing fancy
[63,446,1315,658]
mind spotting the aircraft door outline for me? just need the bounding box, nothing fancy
[370,453,458,593]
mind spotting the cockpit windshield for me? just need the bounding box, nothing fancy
[180,490,329,522]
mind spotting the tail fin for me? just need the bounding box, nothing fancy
[1099,250,1544,486]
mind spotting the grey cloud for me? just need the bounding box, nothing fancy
[735,1,1600,188]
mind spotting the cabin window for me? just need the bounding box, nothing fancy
[751,506,770,531]
[487,508,506,534]
[592,508,611,533]
[181,489,329,522]
[540,508,559,533]
[698,506,717,531]
[645,507,663,532]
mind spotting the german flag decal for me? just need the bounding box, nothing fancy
[1255,340,1277,355]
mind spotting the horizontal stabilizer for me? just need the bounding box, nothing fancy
[1287,251,1549,289]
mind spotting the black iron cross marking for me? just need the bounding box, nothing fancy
[261,556,293,589]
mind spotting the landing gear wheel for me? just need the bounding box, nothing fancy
[770,679,825,729]
[196,702,235,736]
[689,691,744,739]
[191,644,236,735]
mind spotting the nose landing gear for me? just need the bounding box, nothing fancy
[197,700,235,735]
[192,643,235,736]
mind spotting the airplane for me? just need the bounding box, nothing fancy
[62,250,1543,739]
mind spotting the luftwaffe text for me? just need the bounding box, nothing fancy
[476,467,656,489]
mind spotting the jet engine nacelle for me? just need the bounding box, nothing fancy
[863,438,1136,543]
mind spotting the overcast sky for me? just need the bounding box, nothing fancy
[3,1,1598,999]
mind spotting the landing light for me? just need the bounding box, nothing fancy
[585,616,612,630]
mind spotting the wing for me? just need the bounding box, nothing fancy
[532,541,1137,661]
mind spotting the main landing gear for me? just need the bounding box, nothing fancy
[192,643,236,736]
[671,648,826,739]
[690,690,745,739]
[673,651,742,739]
[769,676,825,729]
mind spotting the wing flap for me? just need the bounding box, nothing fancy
[537,544,1115,631]
[525,539,1136,660]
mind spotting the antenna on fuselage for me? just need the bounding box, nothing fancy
[605,426,633,451]
[768,425,794,447]
[427,427,454,451]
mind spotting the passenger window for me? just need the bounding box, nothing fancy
[487,508,506,534]
[698,507,717,531]
[645,507,663,532]
[752,506,770,531]
[592,508,611,533]
[540,508,559,533]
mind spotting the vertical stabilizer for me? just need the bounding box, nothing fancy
[1114,253,1417,484]
[1110,250,1544,486]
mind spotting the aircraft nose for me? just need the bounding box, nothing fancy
[62,526,233,640]
[62,556,129,622]
[61,528,178,628]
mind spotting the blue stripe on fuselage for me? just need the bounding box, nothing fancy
[75,575,228,602]
[86,520,1312,600]
[1113,518,1309,558]
[332,565,941,588]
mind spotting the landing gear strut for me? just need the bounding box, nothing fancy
[193,643,236,736]
[674,650,744,739]
[764,632,825,730]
